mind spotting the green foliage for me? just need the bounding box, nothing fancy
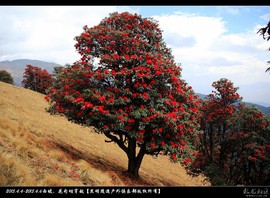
[0,70,13,84]
[46,12,201,177]
[204,164,225,185]
[188,78,270,185]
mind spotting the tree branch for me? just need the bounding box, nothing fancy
[104,131,128,154]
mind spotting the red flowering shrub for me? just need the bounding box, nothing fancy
[22,64,53,94]
[188,78,270,185]
[46,12,201,177]
[227,105,270,185]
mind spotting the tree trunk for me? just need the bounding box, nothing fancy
[219,123,227,172]
[209,124,214,162]
[127,156,143,178]
[126,137,145,178]
[103,131,146,178]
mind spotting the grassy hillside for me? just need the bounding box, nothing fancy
[0,82,209,186]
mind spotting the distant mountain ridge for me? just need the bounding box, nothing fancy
[196,93,270,116]
[0,59,269,116]
[0,59,61,86]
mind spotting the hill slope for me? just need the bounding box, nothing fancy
[0,82,208,186]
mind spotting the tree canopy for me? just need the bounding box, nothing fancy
[22,64,53,94]
[47,12,201,177]
[188,78,270,185]
[0,70,13,84]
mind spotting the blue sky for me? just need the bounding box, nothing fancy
[0,6,269,105]
[137,6,268,33]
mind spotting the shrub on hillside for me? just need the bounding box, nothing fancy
[0,70,13,84]
[22,64,53,94]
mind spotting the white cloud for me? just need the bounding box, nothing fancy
[154,12,227,49]
[151,11,270,104]
[0,6,269,104]
[208,65,248,75]
[0,6,122,64]
[260,13,270,21]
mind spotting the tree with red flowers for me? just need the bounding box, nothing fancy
[188,78,270,185]
[201,78,242,166]
[22,64,53,94]
[228,105,270,185]
[47,12,201,177]
[190,78,242,184]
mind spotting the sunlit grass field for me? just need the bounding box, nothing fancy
[0,81,209,186]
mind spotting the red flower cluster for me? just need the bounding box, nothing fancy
[46,12,202,177]
[188,78,270,185]
[22,64,53,94]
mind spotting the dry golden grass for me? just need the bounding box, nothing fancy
[0,81,210,186]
